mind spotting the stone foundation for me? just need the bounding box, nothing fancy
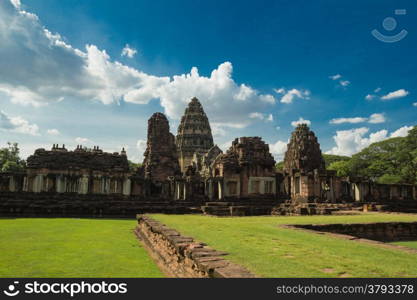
[292,222,417,242]
[135,215,255,278]
[0,192,201,218]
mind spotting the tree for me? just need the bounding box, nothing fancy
[328,160,351,177]
[275,161,284,171]
[0,142,26,172]
[322,154,350,168]
[128,160,142,172]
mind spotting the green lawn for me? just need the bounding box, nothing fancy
[0,218,163,278]
[391,241,417,250]
[151,213,417,278]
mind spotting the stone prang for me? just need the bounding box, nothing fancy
[176,97,214,172]
[142,112,180,182]
[283,124,325,174]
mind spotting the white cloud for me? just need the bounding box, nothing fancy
[136,139,147,162]
[0,0,275,133]
[291,117,311,127]
[390,126,413,138]
[10,0,20,9]
[277,88,310,104]
[368,113,386,124]
[329,113,385,125]
[249,112,264,120]
[75,137,93,144]
[413,102,417,107]
[47,129,60,136]
[248,112,273,122]
[121,44,137,58]
[381,89,409,100]
[0,110,39,136]
[329,74,342,80]
[365,94,374,101]
[374,87,381,93]
[330,117,367,124]
[339,80,350,87]
[269,140,288,161]
[327,126,412,156]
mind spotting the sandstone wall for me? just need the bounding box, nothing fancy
[135,215,255,278]
[295,222,417,242]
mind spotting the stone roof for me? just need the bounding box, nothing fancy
[142,112,181,181]
[218,137,275,170]
[176,97,214,154]
[283,124,325,174]
[26,145,129,172]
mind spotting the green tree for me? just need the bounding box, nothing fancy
[0,142,26,172]
[322,154,350,168]
[328,160,351,177]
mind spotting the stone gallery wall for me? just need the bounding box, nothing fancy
[294,222,417,242]
[135,215,255,278]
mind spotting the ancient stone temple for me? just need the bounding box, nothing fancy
[282,124,333,202]
[139,112,181,196]
[24,144,130,194]
[283,124,325,174]
[176,97,214,172]
[208,137,277,199]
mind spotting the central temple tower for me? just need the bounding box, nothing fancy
[176,97,214,172]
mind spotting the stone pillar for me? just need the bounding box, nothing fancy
[218,181,223,200]
[123,178,131,196]
[9,176,15,192]
[79,175,89,194]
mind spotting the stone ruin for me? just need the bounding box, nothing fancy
[141,112,181,182]
[283,123,325,174]
[0,97,416,217]
[176,97,214,172]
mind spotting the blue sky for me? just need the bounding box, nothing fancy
[0,0,416,162]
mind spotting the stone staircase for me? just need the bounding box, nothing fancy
[201,198,280,216]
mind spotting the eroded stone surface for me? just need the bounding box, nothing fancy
[176,97,214,172]
[283,124,325,174]
[141,113,181,182]
[135,215,256,278]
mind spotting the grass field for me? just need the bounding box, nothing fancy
[151,213,417,278]
[0,218,163,278]
[391,241,417,250]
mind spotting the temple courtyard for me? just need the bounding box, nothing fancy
[1,213,416,278]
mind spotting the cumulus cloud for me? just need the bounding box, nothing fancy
[269,140,288,161]
[275,88,310,104]
[329,113,386,125]
[291,117,311,127]
[390,126,413,138]
[136,139,147,162]
[330,117,367,124]
[0,1,276,134]
[327,126,412,156]
[46,129,60,136]
[75,137,93,144]
[368,113,386,124]
[249,112,273,122]
[121,44,137,58]
[0,110,39,136]
[381,89,409,100]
